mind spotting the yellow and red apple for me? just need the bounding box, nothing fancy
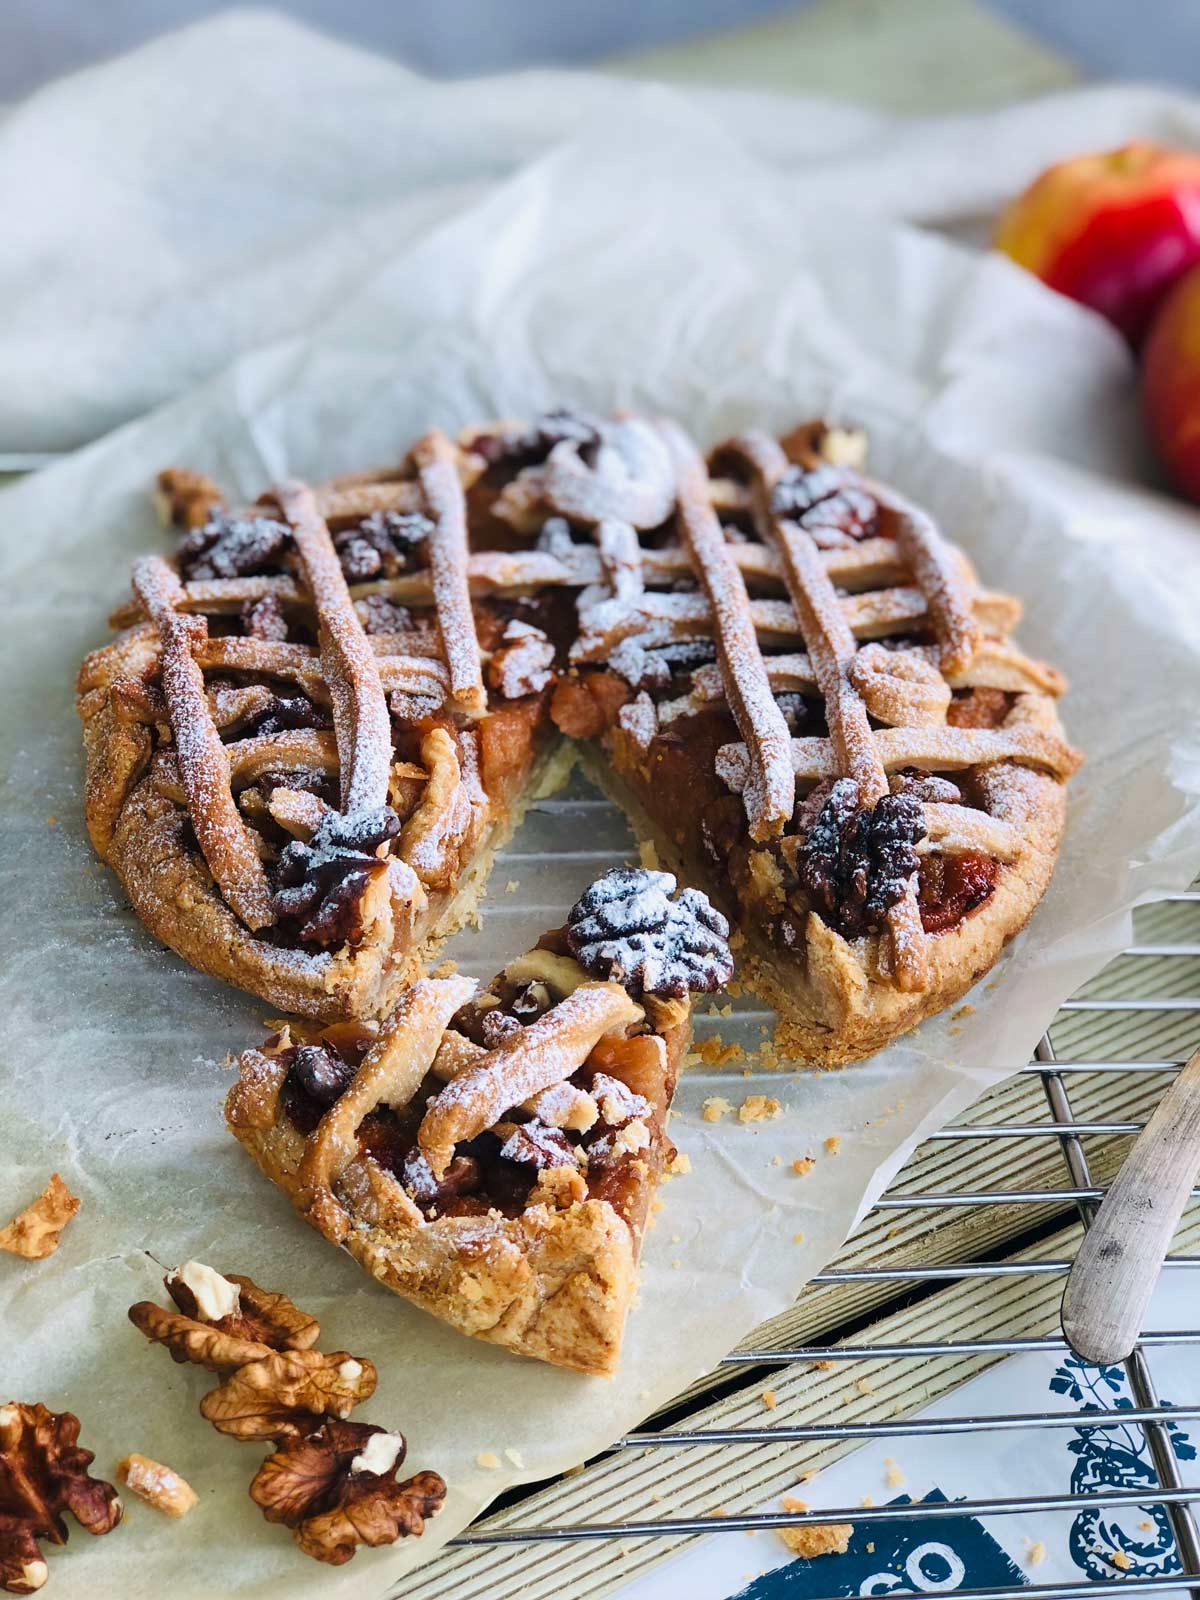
[1141,262,1200,502]
[997,141,1200,344]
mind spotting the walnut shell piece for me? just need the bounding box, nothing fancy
[249,1420,446,1566]
[198,1350,377,1442]
[0,1402,122,1594]
[0,1177,80,1261]
[116,1454,198,1519]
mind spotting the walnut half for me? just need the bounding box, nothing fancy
[0,1402,122,1594]
[128,1262,320,1374]
[250,1420,446,1566]
[199,1350,377,1443]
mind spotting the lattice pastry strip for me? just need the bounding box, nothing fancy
[273,480,392,816]
[297,975,476,1235]
[131,555,276,930]
[720,431,929,989]
[412,430,486,716]
[656,420,795,841]
[416,981,643,1178]
[716,721,1081,791]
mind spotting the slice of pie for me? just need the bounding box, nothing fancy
[225,868,732,1376]
[77,407,1080,1063]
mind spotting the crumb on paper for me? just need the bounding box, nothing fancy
[1026,1540,1047,1567]
[866,1542,875,1553]
[781,1496,807,1513]
[884,1458,904,1488]
[778,1520,853,1559]
[793,1158,815,1176]
[761,1390,777,1411]
[638,839,659,870]
[771,1154,782,1167]
[476,1451,501,1470]
[812,1360,836,1371]
[793,1232,805,1244]
[0,1173,81,1259]
[855,1377,875,1396]
[860,1496,874,1508]
[46,815,57,826]
[824,1136,841,1156]
[504,1447,524,1469]
[695,1035,745,1068]
[666,1150,691,1176]
[702,1096,734,1123]
[671,1259,682,1270]
[739,1095,781,1124]
[711,1507,727,1518]
[1111,1551,1133,1571]
[505,880,520,893]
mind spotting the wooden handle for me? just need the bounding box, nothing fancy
[1062,1046,1200,1365]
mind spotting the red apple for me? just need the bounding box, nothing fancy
[1141,261,1200,502]
[996,142,1200,344]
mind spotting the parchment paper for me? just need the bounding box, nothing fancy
[3,83,1200,1600]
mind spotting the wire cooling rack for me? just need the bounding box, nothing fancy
[411,887,1200,1600]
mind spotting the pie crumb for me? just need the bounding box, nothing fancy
[781,1496,806,1512]
[702,1097,734,1123]
[505,880,520,893]
[778,1519,853,1558]
[666,1151,691,1175]
[793,1158,815,1176]
[696,1035,745,1067]
[824,1136,842,1156]
[476,1451,501,1469]
[812,1359,836,1370]
[1026,1540,1047,1567]
[761,1390,777,1411]
[1111,1552,1133,1571]
[739,1095,782,1124]
[793,1231,805,1244]
[856,1378,875,1396]
[884,1458,904,1487]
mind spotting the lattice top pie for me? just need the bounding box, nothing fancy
[77,408,1080,1065]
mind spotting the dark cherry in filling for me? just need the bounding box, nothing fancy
[917,850,999,934]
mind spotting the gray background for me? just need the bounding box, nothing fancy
[3,0,1200,101]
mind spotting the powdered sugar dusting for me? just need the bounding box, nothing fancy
[276,479,392,816]
[131,556,275,930]
[413,430,486,715]
[657,420,794,842]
